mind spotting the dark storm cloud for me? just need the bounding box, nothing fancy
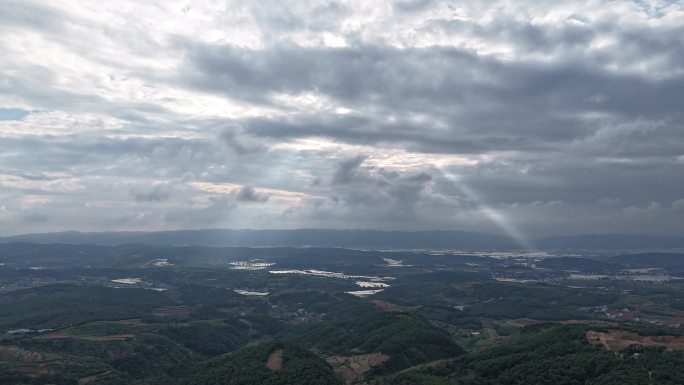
[429,18,597,55]
[181,43,480,106]
[219,127,269,155]
[234,186,270,202]
[324,156,436,220]
[180,41,684,159]
[176,31,684,223]
[182,41,683,114]
[332,155,366,185]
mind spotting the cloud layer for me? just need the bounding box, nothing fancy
[1,0,683,238]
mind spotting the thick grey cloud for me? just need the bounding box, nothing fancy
[325,155,438,220]
[332,155,367,185]
[0,0,682,238]
[180,42,684,159]
[220,127,269,155]
[234,186,270,202]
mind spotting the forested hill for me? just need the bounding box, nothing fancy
[382,324,684,385]
[171,342,342,385]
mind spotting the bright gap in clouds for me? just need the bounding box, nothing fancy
[0,1,682,236]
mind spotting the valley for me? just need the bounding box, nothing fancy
[1,244,684,384]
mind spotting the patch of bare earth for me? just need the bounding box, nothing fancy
[21,351,43,362]
[12,366,51,377]
[587,330,684,351]
[117,319,147,326]
[370,300,398,311]
[266,349,283,371]
[0,346,20,360]
[327,353,390,384]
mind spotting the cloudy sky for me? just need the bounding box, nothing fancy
[1,0,683,238]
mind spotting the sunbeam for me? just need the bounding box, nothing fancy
[443,172,536,250]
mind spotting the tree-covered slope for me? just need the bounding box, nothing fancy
[381,324,684,385]
[287,309,464,373]
[171,341,342,385]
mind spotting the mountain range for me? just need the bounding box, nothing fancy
[2,229,684,250]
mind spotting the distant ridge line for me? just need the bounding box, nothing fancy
[1,229,684,250]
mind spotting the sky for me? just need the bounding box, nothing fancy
[0,0,683,237]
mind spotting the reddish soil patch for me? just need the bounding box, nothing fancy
[0,346,19,359]
[370,300,398,311]
[587,330,684,351]
[22,351,43,362]
[117,319,147,326]
[266,349,283,371]
[35,332,70,340]
[12,366,51,377]
[0,347,49,363]
[327,353,390,384]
